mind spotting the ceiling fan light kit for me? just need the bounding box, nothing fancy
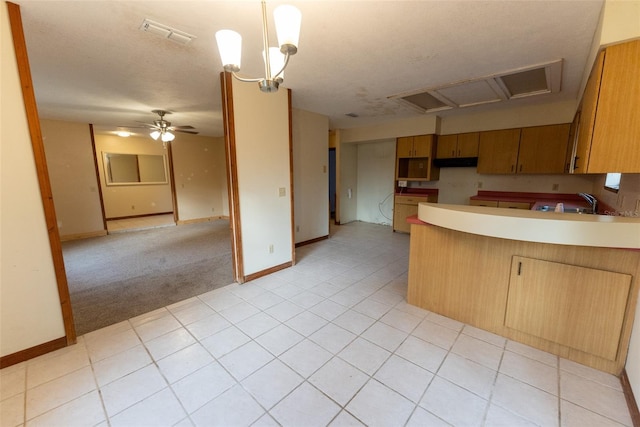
[216,0,301,93]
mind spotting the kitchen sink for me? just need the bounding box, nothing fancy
[536,205,593,214]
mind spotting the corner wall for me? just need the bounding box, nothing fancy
[40,119,104,239]
[292,109,329,243]
[171,133,228,222]
[94,134,173,219]
[1,1,65,357]
[230,78,293,276]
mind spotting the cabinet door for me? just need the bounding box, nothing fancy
[565,112,580,173]
[397,137,414,157]
[413,135,434,157]
[393,202,418,233]
[477,129,521,174]
[518,124,570,174]
[589,40,640,173]
[574,51,604,174]
[436,135,457,159]
[457,132,480,157]
[505,256,631,361]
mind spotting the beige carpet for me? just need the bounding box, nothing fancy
[62,219,234,336]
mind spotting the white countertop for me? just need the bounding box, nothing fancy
[417,203,640,249]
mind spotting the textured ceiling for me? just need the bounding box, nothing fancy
[15,0,604,138]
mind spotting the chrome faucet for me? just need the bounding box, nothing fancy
[578,193,598,214]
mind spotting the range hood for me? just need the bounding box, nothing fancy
[434,157,478,167]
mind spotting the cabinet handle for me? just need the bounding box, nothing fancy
[517,262,522,276]
[519,164,523,172]
[457,149,461,156]
[574,156,580,170]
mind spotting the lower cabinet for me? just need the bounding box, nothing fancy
[469,199,531,209]
[505,256,632,361]
[393,194,437,233]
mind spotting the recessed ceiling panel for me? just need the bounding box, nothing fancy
[401,92,451,111]
[435,79,504,107]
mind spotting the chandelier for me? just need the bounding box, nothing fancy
[215,1,301,93]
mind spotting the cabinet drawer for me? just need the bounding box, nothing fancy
[395,196,430,206]
[469,199,499,207]
[498,201,531,210]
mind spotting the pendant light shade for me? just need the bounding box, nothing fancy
[215,1,301,92]
[263,47,285,82]
[274,4,301,54]
[215,29,242,72]
[161,132,175,142]
[150,130,161,140]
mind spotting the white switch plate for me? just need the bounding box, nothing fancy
[278,187,286,197]
[398,180,408,187]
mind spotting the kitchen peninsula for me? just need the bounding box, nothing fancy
[407,203,640,374]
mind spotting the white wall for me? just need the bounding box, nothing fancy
[40,120,105,239]
[339,144,358,224]
[356,140,396,225]
[1,1,66,357]
[95,134,173,218]
[171,134,228,221]
[231,79,293,276]
[292,109,329,243]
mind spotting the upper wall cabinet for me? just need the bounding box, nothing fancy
[396,135,440,181]
[477,125,570,174]
[571,40,640,173]
[436,132,479,159]
[477,129,522,174]
[518,124,570,174]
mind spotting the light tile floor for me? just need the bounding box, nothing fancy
[1,222,633,427]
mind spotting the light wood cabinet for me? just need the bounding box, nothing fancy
[397,135,433,158]
[469,199,499,207]
[436,133,479,159]
[393,194,437,233]
[571,40,640,173]
[505,256,632,361]
[469,199,530,209]
[395,135,439,181]
[477,125,570,174]
[477,129,521,174]
[518,124,570,174]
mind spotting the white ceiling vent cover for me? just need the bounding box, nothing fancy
[140,19,196,45]
[390,60,563,113]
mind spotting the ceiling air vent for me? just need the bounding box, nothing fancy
[140,19,196,45]
[390,60,563,113]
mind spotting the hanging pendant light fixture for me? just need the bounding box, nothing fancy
[215,1,301,93]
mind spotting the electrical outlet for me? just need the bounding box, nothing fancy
[552,183,559,191]
[268,244,274,254]
[296,226,300,232]
[636,199,640,213]
[477,181,483,189]
[278,187,286,197]
[323,165,327,173]
[131,205,135,210]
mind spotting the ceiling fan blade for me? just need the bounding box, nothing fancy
[174,129,199,135]
[171,125,196,130]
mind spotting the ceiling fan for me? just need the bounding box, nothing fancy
[141,109,198,143]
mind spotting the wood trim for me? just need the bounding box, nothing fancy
[176,216,226,225]
[287,88,296,266]
[621,369,640,427]
[167,141,179,222]
[295,235,329,248]
[0,337,67,369]
[88,124,108,231]
[244,261,293,283]
[106,212,174,221]
[7,2,76,345]
[221,71,243,283]
[60,230,108,242]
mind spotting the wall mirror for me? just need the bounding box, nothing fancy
[103,152,168,185]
